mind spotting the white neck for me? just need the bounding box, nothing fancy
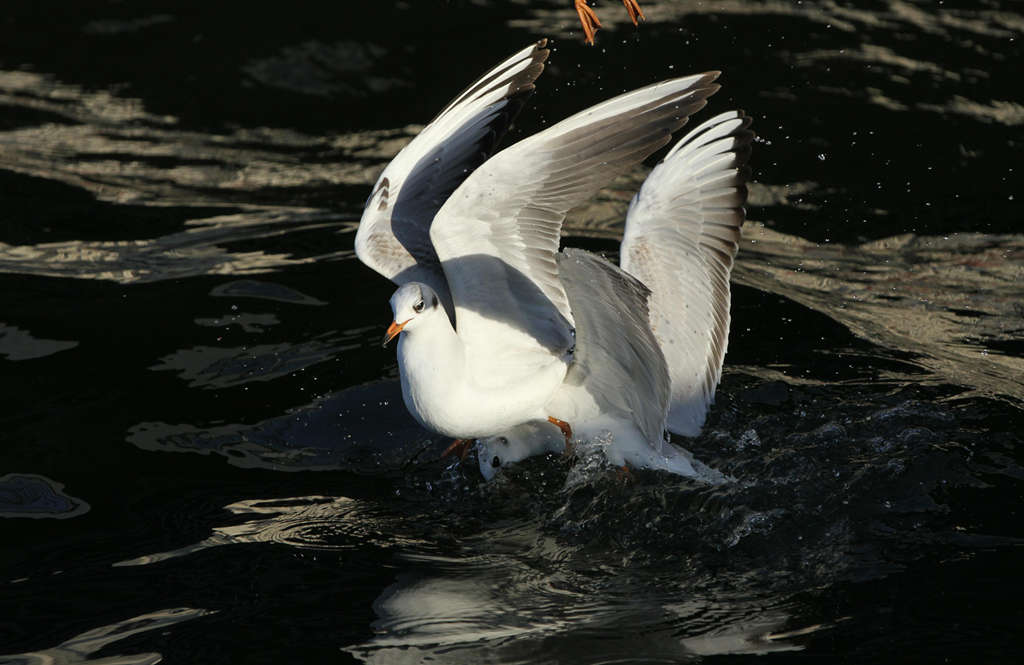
[393,307,570,439]
[396,312,466,435]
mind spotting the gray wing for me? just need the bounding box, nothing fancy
[621,110,754,436]
[431,73,721,360]
[558,248,671,446]
[354,40,549,319]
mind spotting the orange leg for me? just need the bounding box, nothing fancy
[574,0,602,45]
[442,438,474,460]
[547,416,574,455]
[621,0,645,25]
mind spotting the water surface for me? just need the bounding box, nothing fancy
[2,1,1022,663]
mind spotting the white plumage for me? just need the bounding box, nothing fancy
[354,42,751,475]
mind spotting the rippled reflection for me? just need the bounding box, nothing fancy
[347,544,811,664]
[111,383,1022,661]
[735,226,1024,404]
[128,379,430,472]
[111,490,820,662]
[0,212,354,283]
[150,334,357,389]
[0,324,78,361]
[0,473,90,519]
[115,496,421,566]
[0,607,212,665]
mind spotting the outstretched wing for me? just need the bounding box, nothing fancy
[621,110,754,436]
[430,73,721,369]
[558,248,671,446]
[354,40,550,318]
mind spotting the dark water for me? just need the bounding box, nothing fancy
[2,1,1022,663]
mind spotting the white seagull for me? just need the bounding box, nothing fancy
[477,108,753,479]
[354,40,747,470]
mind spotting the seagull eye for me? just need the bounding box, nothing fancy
[413,300,425,313]
[498,436,509,445]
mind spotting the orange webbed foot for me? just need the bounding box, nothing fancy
[574,0,602,45]
[442,438,474,461]
[621,0,645,25]
[547,416,574,455]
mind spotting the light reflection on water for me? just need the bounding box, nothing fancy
[114,496,424,566]
[110,380,1021,661]
[0,607,214,665]
[0,213,356,283]
[350,564,807,663]
[128,379,429,473]
[345,514,815,664]
[109,489,816,663]
[1,0,1021,661]
[0,473,90,519]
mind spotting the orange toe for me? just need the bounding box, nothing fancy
[442,438,473,460]
[574,0,602,45]
[547,416,574,454]
[622,0,645,25]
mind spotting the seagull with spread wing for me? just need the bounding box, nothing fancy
[355,40,745,468]
[477,108,753,478]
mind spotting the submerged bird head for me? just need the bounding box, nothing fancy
[383,282,442,347]
[476,420,566,480]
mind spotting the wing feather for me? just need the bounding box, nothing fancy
[559,249,671,446]
[354,40,550,318]
[431,73,722,365]
[621,110,754,436]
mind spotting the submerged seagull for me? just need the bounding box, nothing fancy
[354,40,746,471]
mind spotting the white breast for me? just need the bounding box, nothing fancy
[396,320,568,439]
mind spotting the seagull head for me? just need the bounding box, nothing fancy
[475,433,521,481]
[383,282,442,347]
[476,420,566,480]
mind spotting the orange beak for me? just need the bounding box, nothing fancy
[382,319,409,347]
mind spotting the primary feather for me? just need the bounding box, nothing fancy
[355,40,550,321]
[622,110,754,435]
